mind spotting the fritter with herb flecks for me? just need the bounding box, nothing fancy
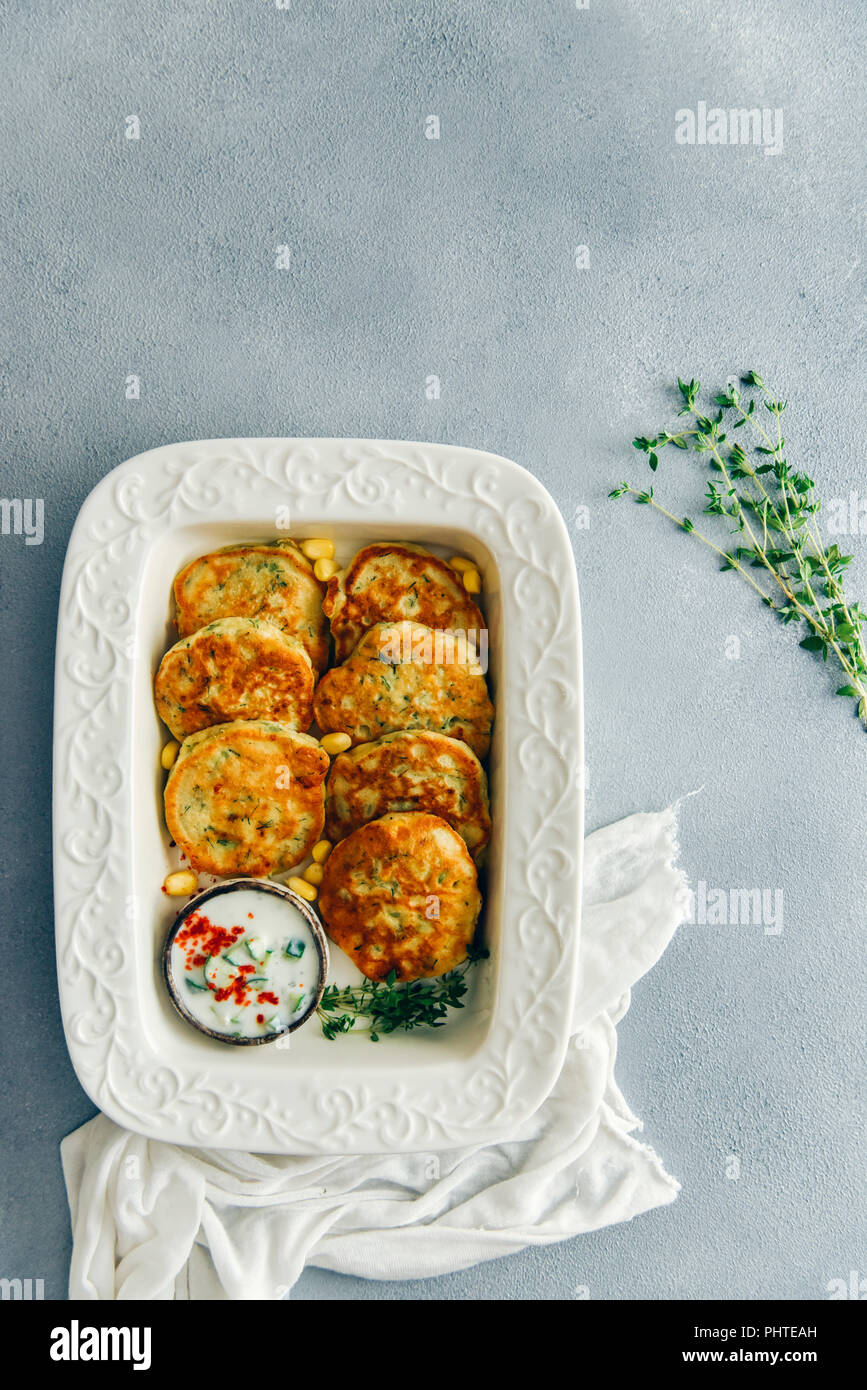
[318,811,481,982]
[155,617,315,740]
[323,542,485,662]
[164,720,327,877]
[173,540,328,672]
[313,621,494,759]
[325,730,491,857]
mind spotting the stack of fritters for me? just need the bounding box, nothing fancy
[157,540,329,877]
[155,538,495,986]
[314,543,495,983]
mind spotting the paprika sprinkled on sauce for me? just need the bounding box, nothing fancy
[167,886,320,1040]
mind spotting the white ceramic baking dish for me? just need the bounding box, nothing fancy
[53,439,583,1153]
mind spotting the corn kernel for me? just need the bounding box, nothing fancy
[462,567,482,594]
[449,555,474,573]
[300,538,335,561]
[311,840,332,863]
[320,732,352,756]
[303,862,324,886]
[161,740,180,770]
[288,875,318,902]
[313,557,339,582]
[164,869,198,896]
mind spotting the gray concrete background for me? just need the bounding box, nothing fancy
[0,0,864,1300]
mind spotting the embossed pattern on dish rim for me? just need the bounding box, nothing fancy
[53,438,584,1154]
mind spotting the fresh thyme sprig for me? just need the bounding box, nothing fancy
[610,372,867,728]
[317,944,489,1042]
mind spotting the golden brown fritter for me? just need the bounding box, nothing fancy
[312,621,494,759]
[325,730,491,856]
[155,617,315,740]
[164,720,328,877]
[318,811,481,982]
[173,541,329,671]
[323,542,486,662]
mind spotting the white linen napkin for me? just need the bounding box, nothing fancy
[61,806,691,1300]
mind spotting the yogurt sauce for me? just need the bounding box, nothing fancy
[168,886,322,1040]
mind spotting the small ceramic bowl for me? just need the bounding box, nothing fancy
[163,877,329,1045]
